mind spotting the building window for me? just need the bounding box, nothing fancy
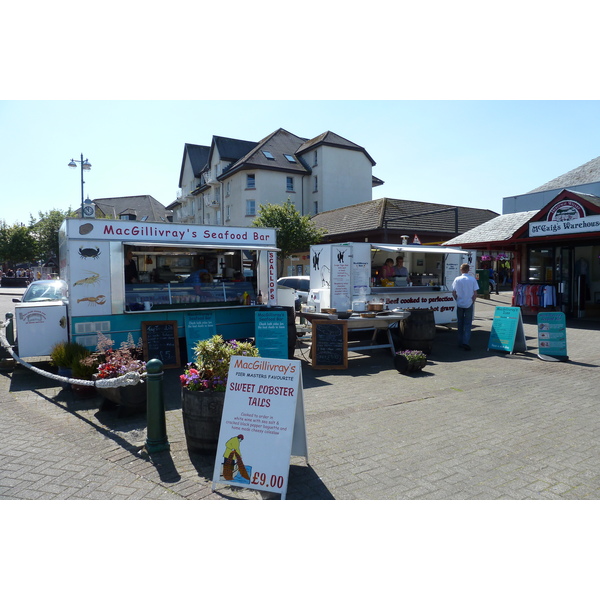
[226,205,231,222]
[313,150,318,166]
[226,181,230,197]
[120,214,136,220]
[262,151,275,160]
[246,174,256,189]
[246,200,256,216]
[314,201,318,214]
[286,177,294,192]
[313,175,318,192]
[284,154,296,163]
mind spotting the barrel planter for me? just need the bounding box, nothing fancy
[399,309,436,354]
[181,388,226,454]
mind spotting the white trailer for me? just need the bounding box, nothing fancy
[307,242,472,325]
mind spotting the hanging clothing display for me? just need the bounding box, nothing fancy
[513,284,556,308]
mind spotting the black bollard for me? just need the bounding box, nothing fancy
[145,358,170,454]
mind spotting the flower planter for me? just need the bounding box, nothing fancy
[394,354,427,374]
[57,366,73,390]
[181,388,225,454]
[71,382,98,398]
[97,380,147,417]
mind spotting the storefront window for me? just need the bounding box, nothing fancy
[528,247,554,282]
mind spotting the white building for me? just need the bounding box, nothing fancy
[169,128,382,226]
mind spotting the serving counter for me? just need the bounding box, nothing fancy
[301,311,410,358]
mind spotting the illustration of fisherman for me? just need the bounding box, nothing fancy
[222,434,250,481]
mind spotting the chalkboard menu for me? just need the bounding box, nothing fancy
[142,320,181,368]
[185,312,216,363]
[311,319,348,369]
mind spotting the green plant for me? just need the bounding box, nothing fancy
[181,335,260,392]
[71,353,97,380]
[50,341,90,368]
[395,349,427,364]
[80,331,146,380]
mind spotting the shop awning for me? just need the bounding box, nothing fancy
[371,244,468,255]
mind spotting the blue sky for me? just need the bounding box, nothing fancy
[2,3,599,230]
[2,100,600,226]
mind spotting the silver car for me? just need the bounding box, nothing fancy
[13,279,69,304]
[277,276,309,310]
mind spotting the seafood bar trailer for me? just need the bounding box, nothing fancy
[307,242,470,325]
[58,218,280,356]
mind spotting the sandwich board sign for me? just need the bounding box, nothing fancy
[488,306,527,354]
[537,312,568,362]
[211,357,307,500]
[254,310,288,359]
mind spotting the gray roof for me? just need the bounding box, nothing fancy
[178,143,210,187]
[228,128,310,174]
[92,195,172,222]
[212,135,257,163]
[192,128,379,186]
[443,210,539,246]
[312,198,498,238]
[529,156,600,193]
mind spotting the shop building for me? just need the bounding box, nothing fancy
[444,189,600,319]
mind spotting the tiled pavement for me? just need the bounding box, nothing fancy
[2,291,600,500]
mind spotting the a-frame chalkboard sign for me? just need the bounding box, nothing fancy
[487,306,527,354]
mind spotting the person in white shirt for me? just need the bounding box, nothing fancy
[452,263,479,351]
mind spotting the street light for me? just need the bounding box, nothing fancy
[68,153,92,217]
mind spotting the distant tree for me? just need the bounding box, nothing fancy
[252,199,325,276]
[29,209,71,265]
[0,222,38,268]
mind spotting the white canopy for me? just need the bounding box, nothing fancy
[371,244,467,255]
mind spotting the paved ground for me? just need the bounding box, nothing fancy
[2,289,600,500]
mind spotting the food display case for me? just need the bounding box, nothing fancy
[125,281,257,311]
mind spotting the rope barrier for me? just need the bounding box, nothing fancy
[0,316,145,388]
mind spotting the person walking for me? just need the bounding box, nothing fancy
[452,263,479,351]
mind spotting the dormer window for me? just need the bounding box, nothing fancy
[262,151,275,160]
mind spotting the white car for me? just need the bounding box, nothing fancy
[277,276,309,310]
[13,279,69,304]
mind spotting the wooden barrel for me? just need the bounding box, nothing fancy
[399,309,436,354]
[181,389,225,454]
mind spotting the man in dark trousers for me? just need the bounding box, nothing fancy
[452,263,479,351]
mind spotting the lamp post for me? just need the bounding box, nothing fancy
[68,154,92,217]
